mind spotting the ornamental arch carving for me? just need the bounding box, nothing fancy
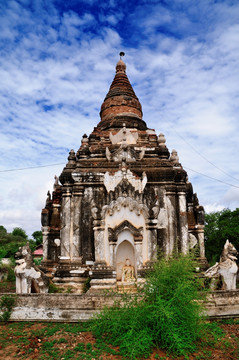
[101,196,149,219]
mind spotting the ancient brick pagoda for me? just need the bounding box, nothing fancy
[41,57,206,292]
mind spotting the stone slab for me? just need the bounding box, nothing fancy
[0,290,238,322]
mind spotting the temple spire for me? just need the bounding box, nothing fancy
[98,54,146,130]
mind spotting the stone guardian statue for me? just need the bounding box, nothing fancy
[15,243,49,293]
[204,240,238,290]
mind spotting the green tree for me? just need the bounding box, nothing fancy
[11,227,28,239]
[32,231,43,246]
[0,226,7,235]
[0,227,29,259]
[0,226,40,260]
[205,208,239,264]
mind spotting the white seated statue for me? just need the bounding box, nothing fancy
[121,259,135,283]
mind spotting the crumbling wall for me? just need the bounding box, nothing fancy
[1,291,239,322]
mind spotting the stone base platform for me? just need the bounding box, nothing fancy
[0,290,238,322]
[117,281,138,293]
[205,290,239,319]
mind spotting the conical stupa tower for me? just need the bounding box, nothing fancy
[41,55,206,292]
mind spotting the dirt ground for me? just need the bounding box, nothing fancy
[0,320,238,360]
[0,280,15,293]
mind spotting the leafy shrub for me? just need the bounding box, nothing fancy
[48,282,61,293]
[91,254,208,359]
[0,264,15,282]
[83,277,91,292]
[7,267,15,282]
[0,295,16,322]
[34,257,43,266]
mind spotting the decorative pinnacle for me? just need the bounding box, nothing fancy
[119,51,125,59]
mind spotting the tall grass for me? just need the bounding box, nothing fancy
[91,254,208,359]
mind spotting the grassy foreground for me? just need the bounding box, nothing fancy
[0,319,238,359]
[0,254,238,359]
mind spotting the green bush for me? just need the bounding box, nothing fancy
[7,267,15,282]
[0,295,16,322]
[0,264,15,282]
[91,254,208,359]
[33,257,43,266]
[48,282,61,293]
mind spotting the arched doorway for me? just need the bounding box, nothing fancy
[116,240,136,281]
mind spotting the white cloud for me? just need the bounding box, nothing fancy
[204,203,225,214]
[0,0,239,236]
[222,187,239,207]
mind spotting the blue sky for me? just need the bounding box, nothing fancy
[1,0,239,236]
